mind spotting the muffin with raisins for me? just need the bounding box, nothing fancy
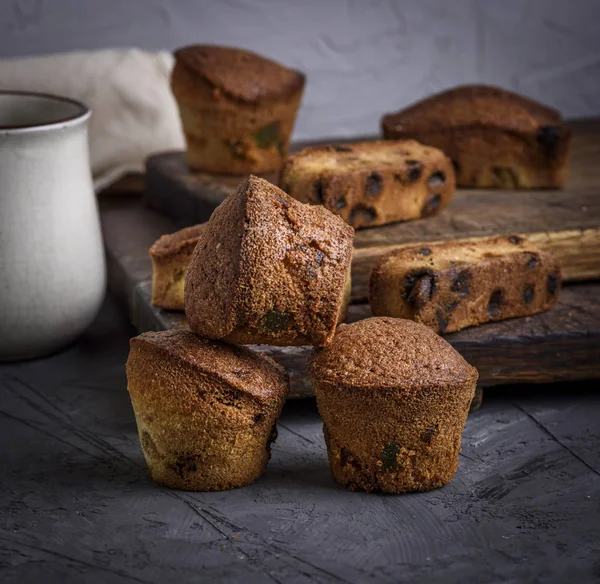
[150,223,206,310]
[382,85,571,189]
[171,45,305,175]
[369,234,561,333]
[126,330,289,491]
[280,140,454,229]
[311,317,478,493]
[184,175,354,346]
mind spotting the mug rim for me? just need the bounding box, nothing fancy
[0,90,90,134]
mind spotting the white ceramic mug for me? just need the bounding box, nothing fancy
[0,91,106,361]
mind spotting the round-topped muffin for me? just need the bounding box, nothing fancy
[171,44,305,175]
[126,329,289,491]
[311,317,478,493]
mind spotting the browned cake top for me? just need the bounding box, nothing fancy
[174,45,305,103]
[311,317,477,390]
[240,175,355,341]
[382,85,562,134]
[285,140,447,172]
[241,173,355,241]
[185,174,354,345]
[376,234,541,272]
[130,330,288,401]
[149,224,206,258]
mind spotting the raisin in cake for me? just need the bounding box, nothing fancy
[369,235,561,333]
[311,317,478,493]
[171,45,305,175]
[381,85,571,189]
[126,330,289,491]
[184,175,354,346]
[150,223,206,310]
[280,140,455,228]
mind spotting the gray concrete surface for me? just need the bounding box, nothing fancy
[1,295,599,583]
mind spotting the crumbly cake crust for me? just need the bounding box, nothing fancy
[174,45,305,104]
[369,234,562,334]
[126,330,289,491]
[171,45,305,175]
[150,224,206,310]
[311,317,478,493]
[381,85,571,188]
[150,224,206,258]
[383,85,561,133]
[280,140,455,229]
[184,175,354,346]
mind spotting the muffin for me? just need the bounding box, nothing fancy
[150,223,206,310]
[280,140,455,228]
[126,330,289,491]
[184,175,354,346]
[369,235,561,333]
[381,85,571,189]
[311,317,478,493]
[171,45,305,175]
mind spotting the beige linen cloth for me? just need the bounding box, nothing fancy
[0,48,185,192]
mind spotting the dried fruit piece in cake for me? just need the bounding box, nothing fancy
[369,235,561,333]
[381,85,571,189]
[311,317,478,493]
[279,140,455,229]
[184,175,354,346]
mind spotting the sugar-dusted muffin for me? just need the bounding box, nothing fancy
[311,317,478,493]
[126,330,289,491]
[381,85,572,189]
[150,223,206,310]
[369,234,561,334]
[171,45,305,175]
[279,140,455,229]
[184,175,354,346]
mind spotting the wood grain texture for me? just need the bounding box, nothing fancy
[141,281,600,395]
[353,286,600,385]
[1,297,599,583]
[144,119,600,301]
[100,193,600,397]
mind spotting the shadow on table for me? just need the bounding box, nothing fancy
[479,378,600,409]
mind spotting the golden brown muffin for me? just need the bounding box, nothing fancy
[311,317,478,493]
[184,175,354,346]
[381,85,571,189]
[369,234,562,334]
[171,45,305,175]
[279,140,455,229]
[150,223,206,310]
[126,329,289,491]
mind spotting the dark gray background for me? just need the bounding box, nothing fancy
[1,0,599,139]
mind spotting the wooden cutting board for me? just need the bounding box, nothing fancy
[145,119,600,302]
[99,196,600,398]
[99,118,600,398]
